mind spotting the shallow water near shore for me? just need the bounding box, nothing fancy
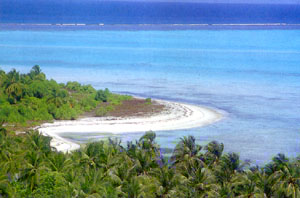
[1,29,300,165]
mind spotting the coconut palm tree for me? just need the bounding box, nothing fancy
[47,89,64,107]
[106,153,135,185]
[231,169,266,198]
[245,167,275,198]
[0,128,22,180]
[186,166,216,197]
[271,163,300,198]
[214,153,249,187]
[3,69,22,102]
[121,175,160,198]
[29,65,46,81]
[171,136,202,162]
[149,164,186,197]
[0,122,8,137]
[126,139,160,175]
[47,152,73,172]
[0,168,13,198]
[139,131,159,151]
[170,136,204,176]
[269,153,289,173]
[207,182,235,198]
[4,69,20,85]
[204,140,224,166]
[0,70,7,87]
[20,150,49,191]
[5,82,23,103]
[76,167,107,197]
[24,131,52,156]
[30,65,41,76]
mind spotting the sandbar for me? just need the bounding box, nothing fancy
[38,99,223,152]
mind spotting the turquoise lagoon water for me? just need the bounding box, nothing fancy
[0,30,300,165]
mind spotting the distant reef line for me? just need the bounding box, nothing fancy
[2,23,300,30]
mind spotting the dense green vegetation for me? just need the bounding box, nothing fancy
[0,66,131,128]
[145,98,152,105]
[0,129,299,197]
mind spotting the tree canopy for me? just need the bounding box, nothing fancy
[0,66,130,128]
[0,129,299,197]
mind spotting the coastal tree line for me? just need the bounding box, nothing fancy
[0,66,131,128]
[0,129,299,197]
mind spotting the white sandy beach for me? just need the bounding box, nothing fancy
[38,99,223,152]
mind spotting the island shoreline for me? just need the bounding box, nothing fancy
[38,99,224,152]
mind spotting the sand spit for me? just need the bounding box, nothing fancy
[38,100,223,152]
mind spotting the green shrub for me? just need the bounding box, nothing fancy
[81,84,96,94]
[28,81,49,98]
[107,93,132,105]
[53,104,77,120]
[66,81,81,91]
[145,98,152,104]
[32,172,70,198]
[95,88,110,102]
[79,96,97,111]
[95,105,115,117]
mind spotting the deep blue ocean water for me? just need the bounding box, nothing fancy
[1,1,300,165]
[1,1,300,24]
[0,29,300,165]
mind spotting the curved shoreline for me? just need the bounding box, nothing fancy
[38,99,224,152]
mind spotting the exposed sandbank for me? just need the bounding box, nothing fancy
[38,99,223,152]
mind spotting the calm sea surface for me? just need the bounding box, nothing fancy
[1,1,300,24]
[0,29,300,165]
